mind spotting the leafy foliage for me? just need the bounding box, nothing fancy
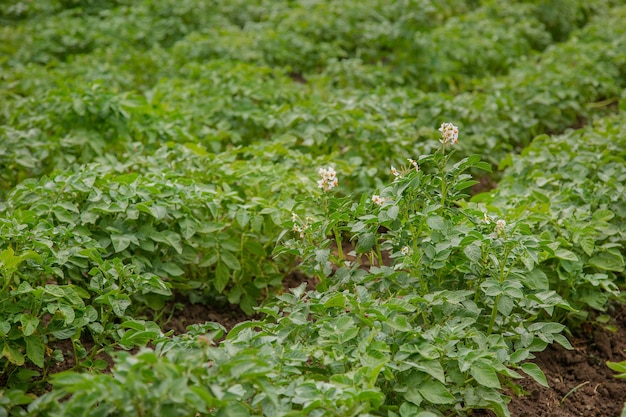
[1,0,626,416]
[476,115,626,317]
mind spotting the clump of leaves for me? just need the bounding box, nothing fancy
[27,125,576,417]
[476,114,626,320]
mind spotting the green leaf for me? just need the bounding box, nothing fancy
[417,380,455,404]
[160,263,185,277]
[463,242,482,263]
[110,234,133,253]
[356,233,376,254]
[58,304,76,325]
[0,247,19,270]
[179,217,199,239]
[235,210,250,227]
[521,363,549,387]
[579,236,595,257]
[404,388,423,406]
[413,360,446,384]
[20,314,40,337]
[323,294,346,308]
[217,402,250,417]
[25,335,45,368]
[53,207,75,223]
[470,360,501,389]
[553,333,574,350]
[161,231,183,254]
[189,386,218,409]
[522,268,549,291]
[110,295,131,317]
[388,315,411,332]
[43,284,66,298]
[0,321,10,336]
[497,296,514,316]
[72,98,85,116]
[589,250,624,271]
[51,371,88,387]
[426,215,445,230]
[63,286,86,307]
[607,360,626,377]
[215,262,230,293]
[555,249,578,262]
[220,251,241,271]
[399,402,420,417]
[592,209,614,222]
[149,205,167,220]
[2,343,25,366]
[387,205,399,220]
[120,320,147,331]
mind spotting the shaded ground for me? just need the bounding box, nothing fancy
[162,297,253,334]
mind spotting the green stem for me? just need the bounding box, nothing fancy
[440,142,447,212]
[487,294,500,335]
[334,227,344,262]
[488,245,513,334]
[375,242,384,267]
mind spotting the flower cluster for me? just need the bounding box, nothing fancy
[495,219,506,235]
[439,122,459,146]
[317,167,338,191]
[390,166,401,180]
[372,195,388,206]
[291,213,311,238]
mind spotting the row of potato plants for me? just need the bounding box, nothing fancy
[1,1,625,415]
[9,116,624,416]
[480,112,626,315]
[0,140,339,386]
[1,0,617,91]
[2,3,626,200]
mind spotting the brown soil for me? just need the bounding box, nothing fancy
[471,173,498,195]
[161,271,318,335]
[474,306,626,417]
[162,297,253,334]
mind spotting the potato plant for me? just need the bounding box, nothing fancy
[1,0,626,416]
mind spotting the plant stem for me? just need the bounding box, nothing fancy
[375,242,384,267]
[487,294,500,335]
[440,142,447,212]
[488,245,513,335]
[334,227,344,262]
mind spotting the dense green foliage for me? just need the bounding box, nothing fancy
[1,0,625,416]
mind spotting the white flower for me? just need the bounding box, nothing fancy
[293,224,307,238]
[391,166,400,179]
[318,167,338,191]
[372,195,386,206]
[408,158,420,172]
[401,246,411,256]
[291,213,310,238]
[495,219,506,234]
[439,122,459,146]
[482,212,491,224]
